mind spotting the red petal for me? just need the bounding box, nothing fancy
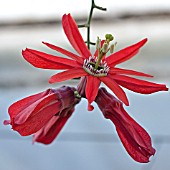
[88,104,94,111]
[110,107,156,162]
[33,98,77,144]
[14,94,57,124]
[12,94,61,136]
[116,112,156,163]
[106,39,147,66]
[117,128,155,163]
[62,14,91,59]
[42,42,84,64]
[49,68,87,84]
[112,74,168,94]
[109,67,153,77]
[99,76,129,106]
[85,76,100,111]
[33,114,71,145]
[22,48,80,69]
[8,89,51,119]
[3,120,10,125]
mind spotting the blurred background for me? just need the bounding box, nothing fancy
[0,0,170,170]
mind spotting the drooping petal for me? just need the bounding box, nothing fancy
[33,107,74,145]
[109,67,153,77]
[22,48,81,69]
[33,116,69,144]
[116,122,155,163]
[112,74,168,94]
[95,87,156,163]
[106,39,147,67]
[42,42,84,64]
[12,93,62,136]
[62,14,91,59]
[49,68,88,84]
[85,76,100,111]
[99,76,129,106]
[8,90,51,120]
[14,93,58,125]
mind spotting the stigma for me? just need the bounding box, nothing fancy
[83,56,109,77]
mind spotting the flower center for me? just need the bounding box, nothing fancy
[83,34,116,77]
[83,56,109,77]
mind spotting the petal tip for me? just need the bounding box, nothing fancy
[125,100,129,106]
[3,120,10,125]
[165,86,169,91]
[143,38,148,42]
[48,78,54,84]
[139,38,148,46]
[22,49,26,54]
[88,103,94,111]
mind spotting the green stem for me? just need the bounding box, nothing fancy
[84,41,96,45]
[78,0,106,50]
[86,0,94,49]
[87,0,107,49]
[78,24,89,28]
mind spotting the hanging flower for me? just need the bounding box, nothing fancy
[22,14,168,110]
[95,87,156,163]
[4,86,80,136]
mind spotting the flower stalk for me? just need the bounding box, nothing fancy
[78,0,107,49]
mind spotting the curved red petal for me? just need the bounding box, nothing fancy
[42,42,84,64]
[109,67,153,77]
[114,104,156,162]
[13,95,61,136]
[99,76,129,106]
[62,14,91,59]
[14,93,57,125]
[106,38,147,66]
[112,74,168,94]
[33,109,73,144]
[22,48,80,69]
[95,88,156,163]
[116,122,155,163]
[85,76,100,111]
[33,93,79,144]
[8,89,52,119]
[49,68,88,84]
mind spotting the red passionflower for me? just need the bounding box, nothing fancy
[22,14,168,111]
[95,87,156,163]
[4,86,80,136]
